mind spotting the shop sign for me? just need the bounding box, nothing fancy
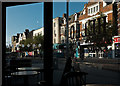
[114,37,120,43]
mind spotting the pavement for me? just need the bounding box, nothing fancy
[5,58,66,86]
[75,58,120,86]
[5,57,120,86]
[76,58,120,72]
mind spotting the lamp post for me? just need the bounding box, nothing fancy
[22,44,24,48]
[16,45,20,58]
[66,0,69,60]
[21,44,24,58]
[27,44,30,48]
[38,44,41,59]
[27,44,30,57]
[33,44,36,58]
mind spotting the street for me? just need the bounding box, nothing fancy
[26,57,120,85]
[79,61,120,85]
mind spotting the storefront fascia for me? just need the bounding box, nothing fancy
[112,36,120,58]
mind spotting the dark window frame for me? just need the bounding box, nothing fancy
[2,2,53,86]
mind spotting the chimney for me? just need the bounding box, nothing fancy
[25,29,29,39]
[25,29,29,33]
[63,13,66,18]
[17,33,19,38]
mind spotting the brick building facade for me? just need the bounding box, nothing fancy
[78,1,115,39]
[58,1,118,58]
[118,1,120,35]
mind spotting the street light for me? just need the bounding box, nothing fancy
[33,44,36,48]
[26,44,30,57]
[38,44,41,48]
[38,44,41,58]
[22,44,24,48]
[16,45,20,58]
[21,44,24,58]
[27,44,30,48]
[33,44,36,57]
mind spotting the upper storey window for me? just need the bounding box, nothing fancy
[88,9,90,14]
[54,22,56,27]
[88,3,99,16]
[96,6,98,11]
[63,18,66,24]
[94,7,95,12]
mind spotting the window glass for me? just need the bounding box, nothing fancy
[54,39,56,43]
[88,9,90,14]
[54,23,56,27]
[94,7,95,12]
[96,6,98,11]
[91,8,92,13]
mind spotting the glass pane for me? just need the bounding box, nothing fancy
[52,0,120,86]
[6,2,44,85]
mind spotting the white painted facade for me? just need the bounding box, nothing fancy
[74,13,78,21]
[103,0,107,7]
[18,33,23,43]
[22,32,27,40]
[53,17,61,44]
[60,25,66,43]
[60,13,80,44]
[33,27,44,38]
[87,2,100,16]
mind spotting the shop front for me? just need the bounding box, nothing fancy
[112,36,120,58]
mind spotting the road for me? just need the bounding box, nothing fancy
[6,57,120,86]
[32,57,120,85]
[79,62,120,85]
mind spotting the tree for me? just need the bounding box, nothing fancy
[33,34,44,50]
[19,34,44,52]
[20,38,33,52]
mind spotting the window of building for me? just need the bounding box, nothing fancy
[54,22,56,27]
[91,8,92,13]
[54,30,56,37]
[54,39,56,43]
[81,12,83,15]
[96,6,98,11]
[82,24,85,29]
[55,34,56,37]
[94,7,95,12]
[82,31,85,36]
[64,19,66,24]
[75,14,77,21]
[61,28,65,35]
[88,9,90,14]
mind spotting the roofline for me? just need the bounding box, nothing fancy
[53,16,61,19]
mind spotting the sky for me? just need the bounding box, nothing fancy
[6,2,87,46]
